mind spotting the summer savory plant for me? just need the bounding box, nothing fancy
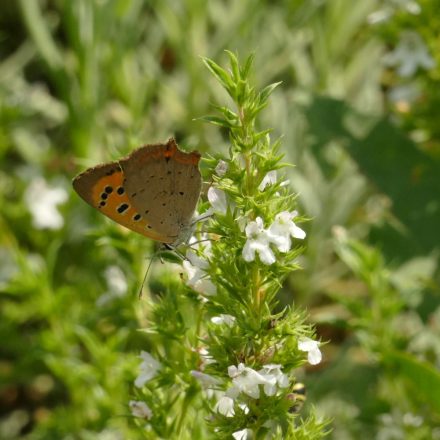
[129,53,328,439]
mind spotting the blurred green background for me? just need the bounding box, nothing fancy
[1,0,440,438]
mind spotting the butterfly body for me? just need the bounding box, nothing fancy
[73,138,201,244]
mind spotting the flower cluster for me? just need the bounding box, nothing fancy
[211,337,322,419]
[242,211,306,265]
[182,235,217,296]
[130,54,327,438]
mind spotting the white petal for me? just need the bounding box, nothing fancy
[134,372,152,388]
[238,403,250,414]
[298,337,319,352]
[197,278,217,296]
[215,396,235,417]
[190,370,220,387]
[242,240,256,262]
[215,160,228,176]
[105,266,127,295]
[278,373,290,388]
[211,314,236,327]
[264,383,277,396]
[228,365,239,378]
[186,249,209,269]
[245,217,264,237]
[256,244,276,265]
[308,347,322,365]
[258,170,277,191]
[135,351,162,387]
[207,187,228,214]
[232,428,249,440]
[242,383,260,399]
[289,223,306,240]
[25,178,67,230]
[129,400,152,419]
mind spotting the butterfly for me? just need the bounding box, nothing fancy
[73,138,202,245]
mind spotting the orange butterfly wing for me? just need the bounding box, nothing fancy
[72,161,172,243]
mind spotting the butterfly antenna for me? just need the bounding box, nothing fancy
[138,254,155,299]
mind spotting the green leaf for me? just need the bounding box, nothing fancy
[202,57,234,94]
[225,50,240,81]
[259,81,282,104]
[196,115,238,128]
[241,53,255,79]
[385,350,440,412]
[305,95,440,259]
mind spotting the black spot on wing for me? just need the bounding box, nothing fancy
[117,203,129,214]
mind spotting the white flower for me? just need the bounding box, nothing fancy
[268,211,306,253]
[198,347,216,368]
[25,178,67,230]
[383,31,435,77]
[238,403,250,414]
[207,187,228,214]
[215,395,235,417]
[258,364,289,396]
[215,160,228,176]
[191,370,221,388]
[259,170,278,191]
[135,351,162,388]
[298,337,322,365]
[182,237,216,295]
[367,1,421,24]
[242,217,275,265]
[97,266,128,306]
[232,428,251,440]
[129,400,152,419]
[183,259,217,296]
[228,363,276,399]
[211,314,236,327]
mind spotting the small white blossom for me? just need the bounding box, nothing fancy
[242,217,275,265]
[215,160,228,176]
[259,170,278,191]
[233,428,251,440]
[191,370,220,388]
[183,242,217,295]
[215,395,235,417]
[268,211,306,253]
[367,1,421,24]
[97,266,127,306]
[25,178,67,230]
[258,364,289,396]
[135,351,162,388]
[228,363,276,399]
[238,403,250,414]
[129,400,152,419]
[207,187,228,214]
[198,347,216,368]
[298,337,322,365]
[211,314,236,327]
[182,259,217,296]
[383,31,435,77]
